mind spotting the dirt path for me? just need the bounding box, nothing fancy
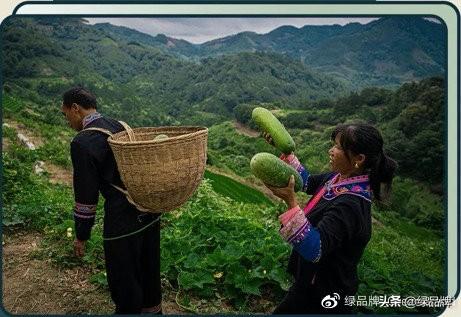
[2,137,11,151]
[45,162,73,187]
[2,230,187,315]
[3,119,74,187]
[3,120,44,149]
[233,121,259,138]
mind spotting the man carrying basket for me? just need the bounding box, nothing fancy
[60,86,162,314]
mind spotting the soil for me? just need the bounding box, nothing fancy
[2,230,187,315]
[3,118,74,187]
[2,137,10,151]
[45,162,73,187]
[233,121,259,138]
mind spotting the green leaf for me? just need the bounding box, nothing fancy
[178,270,214,290]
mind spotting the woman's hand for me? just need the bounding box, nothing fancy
[262,132,275,146]
[266,175,298,209]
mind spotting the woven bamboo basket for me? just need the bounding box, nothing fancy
[107,125,208,213]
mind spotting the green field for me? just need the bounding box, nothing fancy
[204,170,273,206]
[2,109,445,313]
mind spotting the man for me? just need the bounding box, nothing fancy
[61,86,162,314]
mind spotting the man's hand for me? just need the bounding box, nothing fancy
[74,239,86,257]
[265,175,298,209]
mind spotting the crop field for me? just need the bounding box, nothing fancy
[2,95,445,314]
[204,170,273,205]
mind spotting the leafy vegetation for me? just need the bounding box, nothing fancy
[204,170,273,206]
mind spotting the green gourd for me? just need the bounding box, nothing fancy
[250,152,302,192]
[154,134,169,141]
[252,107,295,154]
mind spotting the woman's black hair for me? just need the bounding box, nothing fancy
[331,123,398,201]
[62,86,97,110]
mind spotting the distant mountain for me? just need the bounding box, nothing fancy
[1,17,346,126]
[302,17,445,87]
[200,22,364,57]
[93,16,445,88]
[91,22,200,57]
[196,17,446,87]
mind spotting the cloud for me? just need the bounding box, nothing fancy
[85,17,380,44]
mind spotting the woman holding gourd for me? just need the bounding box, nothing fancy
[262,123,397,314]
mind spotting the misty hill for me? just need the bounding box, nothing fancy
[92,16,446,88]
[1,17,346,125]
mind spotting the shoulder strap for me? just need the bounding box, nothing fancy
[303,186,327,216]
[78,127,113,137]
[118,121,135,141]
[80,122,135,141]
[303,174,339,216]
[111,184,152,212]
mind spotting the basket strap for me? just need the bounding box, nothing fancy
[118,121,136,142]
[103,216,161,241]
[79,127,113,136]
[111,184,154,213]
[81,122,134,141]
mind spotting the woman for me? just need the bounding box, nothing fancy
[264,123,397,314]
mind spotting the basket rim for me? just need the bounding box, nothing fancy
[108,126,208,146]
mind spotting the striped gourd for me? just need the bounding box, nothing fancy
[250,152,302,192]
[252,107,295,154]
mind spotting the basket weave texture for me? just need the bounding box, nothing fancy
[108,126,208,213]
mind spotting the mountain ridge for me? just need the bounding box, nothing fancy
[88,16,445,87]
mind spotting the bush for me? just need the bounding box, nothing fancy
[382,177,444,232]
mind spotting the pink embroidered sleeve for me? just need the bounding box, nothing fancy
[279,205,302,226]
[278,206,322,263]
[279,153,302,170]
[279,207,308,241]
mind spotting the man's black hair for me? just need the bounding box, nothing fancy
[62,86,97,110]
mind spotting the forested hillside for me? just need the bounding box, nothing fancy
[232,77,444,186]
[2,17,346,126]
[92,16,445,88]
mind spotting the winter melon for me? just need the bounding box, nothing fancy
[154,134,169,141]
[252,107,295,154]
[250,152,302,192]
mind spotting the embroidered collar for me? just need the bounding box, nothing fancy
[323,173,371,202]
[82,112,102,128]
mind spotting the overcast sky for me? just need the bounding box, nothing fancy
[85,17,384,44]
